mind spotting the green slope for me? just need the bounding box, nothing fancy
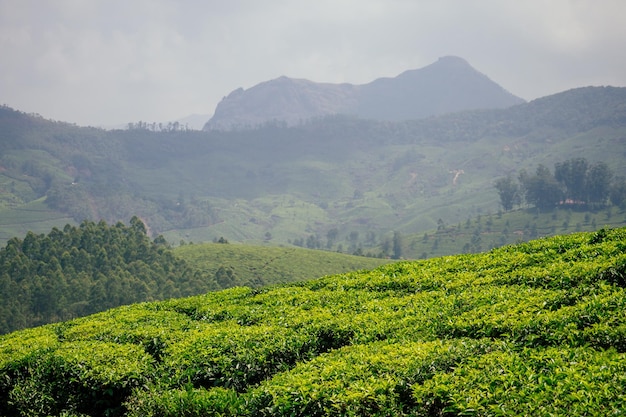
[0,198,76,244]
[2,227,626,416]
[174,242,391,288]
[397,205,626,259]
[0,220,389,335]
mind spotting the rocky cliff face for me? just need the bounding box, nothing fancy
[204,56,525,130]
[205,77,359,130]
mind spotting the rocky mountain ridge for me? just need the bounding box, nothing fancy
[204,56,525,130]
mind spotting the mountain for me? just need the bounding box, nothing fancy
[1,86,625,250]
[203,56,525,130]
[356,55,525,120]
[204,77,359,130]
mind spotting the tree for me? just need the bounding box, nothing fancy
[381,239,391,257]
[586,162,613,206]
[326,228,339,249]
[215,266,236,289]
[555,158,588,203]
[494,175,520,211]
[130,216,147,235]
[392,231,403,260]
[519,165,562,211]
[610,177,626,209]
[306,234,321,249]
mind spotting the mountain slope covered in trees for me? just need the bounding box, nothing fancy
[2,227,626,416]
[1,86,625,250]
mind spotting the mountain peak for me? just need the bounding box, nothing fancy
[435,55,470,66]
[204,57,525,130]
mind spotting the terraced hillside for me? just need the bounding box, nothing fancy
[1,227,626,416]
[174,242,391,289]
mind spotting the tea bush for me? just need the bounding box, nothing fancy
[1,227,626,416]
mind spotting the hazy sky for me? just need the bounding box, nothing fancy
[1,0,625,127]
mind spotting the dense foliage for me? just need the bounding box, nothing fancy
[0,217,209,334]
[495,157,625,211]
[2,227,626,416]
[0,220,390,335]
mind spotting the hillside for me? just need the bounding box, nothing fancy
[174,242,390,288]
[2,227,626,416]
[396,205,626,260]
[0,220,389,334]
[1,86,625,250]
[0,218,205,335]
[204,56,524,130]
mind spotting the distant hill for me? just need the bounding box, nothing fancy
[174,242,390,288]
[203,56,525,130]
[0,86,625,250]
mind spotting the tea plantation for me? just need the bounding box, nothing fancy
[2,227,626,416]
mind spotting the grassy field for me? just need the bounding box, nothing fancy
[0,198,75,245]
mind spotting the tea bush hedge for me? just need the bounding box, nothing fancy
[1,227,625,416]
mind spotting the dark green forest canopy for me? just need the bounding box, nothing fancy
[0,217,211,334]
[495,157,626,212]
[0,218,389,335]
[1,227,626,416]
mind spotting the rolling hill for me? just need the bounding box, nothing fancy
[0,218,390,335]
[174,242,390,288]
[0,86,625,251]
[2,227,626,416]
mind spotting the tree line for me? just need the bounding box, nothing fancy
[495,158,626,211]
[126,120,192,132]
[0,217,219,334]
[291,229,404,259]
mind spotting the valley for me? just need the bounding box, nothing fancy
[1,86,625,254]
